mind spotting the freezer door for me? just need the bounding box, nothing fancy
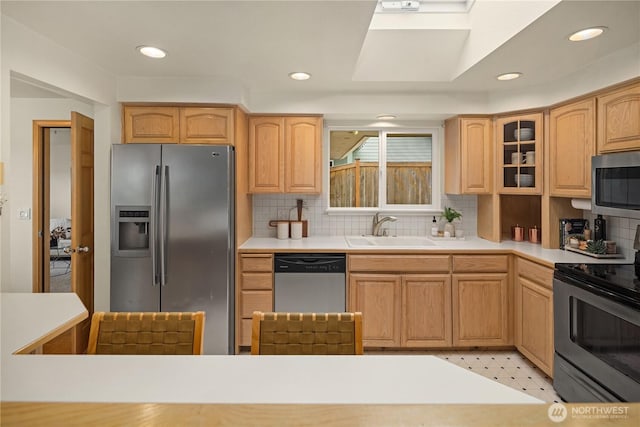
[110,144,161,311]
[160,145,235,354]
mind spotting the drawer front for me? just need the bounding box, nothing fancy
[452,255,509,273]
[241,272,273,290]
[349,255,450,273]
[240,254,273,272]
[517,257,553,290]
[241,291,273,318]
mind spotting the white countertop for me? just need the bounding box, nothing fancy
[1,293,540,405]
[0,293,88,355]
[239,236,633,266]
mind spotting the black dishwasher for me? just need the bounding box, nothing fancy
[274,253,346,312]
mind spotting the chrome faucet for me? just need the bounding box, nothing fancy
[372,213,397,236]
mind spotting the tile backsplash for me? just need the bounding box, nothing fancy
[252,196,638,260]
[252,194,477,238]
[583,213,639,260]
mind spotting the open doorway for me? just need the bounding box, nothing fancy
[32,113,95,354]
[33,125,72,294]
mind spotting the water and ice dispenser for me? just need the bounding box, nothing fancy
[114,206,151,257]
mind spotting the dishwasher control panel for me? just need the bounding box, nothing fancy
[274,253,346,273]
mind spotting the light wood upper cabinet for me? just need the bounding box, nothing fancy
[496,113,543,194]
[123,106,180,143]
[445,117,493,194]
[248,117,285,192]
[248,116,322,194]
[123,105,234,144]
[549,98,596,198]
[515,257,554,377]
[285,117,322,193]
[597,82,640,153]
[180,107,233,144]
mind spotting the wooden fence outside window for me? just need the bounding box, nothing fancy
[330,160,432,207]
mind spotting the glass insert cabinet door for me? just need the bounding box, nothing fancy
[329,130,434,208]
[496,114,543,194]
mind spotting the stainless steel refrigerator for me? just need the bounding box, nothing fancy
[110,144,234,354]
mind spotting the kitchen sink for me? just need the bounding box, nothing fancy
[345,235,436,248]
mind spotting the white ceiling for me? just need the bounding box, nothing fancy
[4,0,640,102]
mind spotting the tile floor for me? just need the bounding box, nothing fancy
[430,350,561,403]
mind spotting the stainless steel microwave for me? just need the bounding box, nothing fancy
[592,151,640,219]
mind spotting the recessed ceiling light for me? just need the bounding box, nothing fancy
[496,72,522,81]
[376,114,396,120]
[136,46,167,59]
[569,27,607,42]
[289,72,311,81]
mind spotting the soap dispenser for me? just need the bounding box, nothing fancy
[431,216,438,237]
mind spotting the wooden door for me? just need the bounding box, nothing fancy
[461,118,492,194]
[549,99,595,197]
[401,275,452,347]
[70,112,94,354]
[123,106,179,143]
[248,116,284,193]
[452,273,509,346]
[284,117,322,193]
[349,273,401,347]
[518,277,554,376]
[597,82,640,153]
[180,107,234,145]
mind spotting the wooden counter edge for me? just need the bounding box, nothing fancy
[2,402,638,427]
[13,309,88,355]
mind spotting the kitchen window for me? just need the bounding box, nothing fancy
[327,127,441,212]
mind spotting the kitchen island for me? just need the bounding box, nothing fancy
[3,293,638,426]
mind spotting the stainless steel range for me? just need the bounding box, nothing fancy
[553,262,640,402]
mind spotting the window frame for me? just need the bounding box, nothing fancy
[325,125,442,214]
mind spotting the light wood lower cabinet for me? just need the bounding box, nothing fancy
[349,273,452,348]
[515,257,554,377]
[402,275,452,347]
[348,254,452,349]
[349,274,402,347]
[238,254,273,348]
[451,254,510,347]
[452,273,510,347]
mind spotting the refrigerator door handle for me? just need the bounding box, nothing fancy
[159,165,169,287]
[151,165,160,286]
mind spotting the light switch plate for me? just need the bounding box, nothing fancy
[18,208,31,220]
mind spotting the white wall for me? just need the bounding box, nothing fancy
[1,16,117,314]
